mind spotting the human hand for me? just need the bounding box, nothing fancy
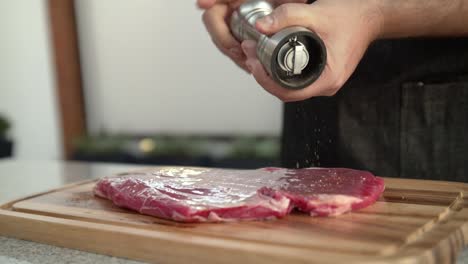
[197,0,308,72]
[241,0,383,101]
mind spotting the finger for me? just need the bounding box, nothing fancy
[243,40,305,101]
[240,40,257,73]
[275,0,307,4]
[197,0,216,9]
[197,0,242,9]
[234,60,250,73]
[245,58,296,101]
[242,39,308,101]
[213,40,249,72]
[197,0,229,9]
[241,40,257,60]
[256,3,314,35]
[203,5,243,56]
[198,0,306,10]
[202,4,248,72]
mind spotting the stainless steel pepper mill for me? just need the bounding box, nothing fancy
[230,0,326,89]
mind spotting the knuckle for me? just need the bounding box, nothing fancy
[276,93,293,102]
[324,88,338,97]
[323,71,346,96]
[277,95,289,102]
[202,11,208,25]
[219,37,232,49]
[217,44,230,56]
[324,80,342,96]
[275,5,291,20]
[202,11,210,25]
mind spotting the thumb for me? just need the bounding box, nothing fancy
[255,3,313,35]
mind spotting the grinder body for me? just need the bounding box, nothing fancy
[230,0,326,90]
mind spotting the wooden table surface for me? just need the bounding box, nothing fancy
[0,160,467,263]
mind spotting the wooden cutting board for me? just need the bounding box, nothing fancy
[1,172,468,264]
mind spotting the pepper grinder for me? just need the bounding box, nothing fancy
[230,0,326,89]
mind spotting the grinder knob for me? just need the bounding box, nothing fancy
[277,36,309,75]
[230,0,326,90]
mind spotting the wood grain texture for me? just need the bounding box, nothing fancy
[48,0,86,159]
[1,175,468,263]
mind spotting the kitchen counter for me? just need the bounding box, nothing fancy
[0,236,143,264]
[0,159,467,264]
[0,159,148,264]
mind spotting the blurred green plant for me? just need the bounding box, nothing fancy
[73,134,280,159]
[145,136,199,157]
[73,135,127,155]
[229,136,280,159]
[0,115,11,139]
[255,138,280,159]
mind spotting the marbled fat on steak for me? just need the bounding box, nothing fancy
[94,167,385,222]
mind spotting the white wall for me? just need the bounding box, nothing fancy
[0,0,62,159]
[75,0,282,136]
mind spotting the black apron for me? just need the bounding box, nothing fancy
[281,38,468,181]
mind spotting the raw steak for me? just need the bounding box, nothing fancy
[94,167,384,222]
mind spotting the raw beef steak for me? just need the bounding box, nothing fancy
[94,167,384,222]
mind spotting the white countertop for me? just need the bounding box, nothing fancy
[0,159,149,264]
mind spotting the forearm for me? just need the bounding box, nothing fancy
[376,0,468,38]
